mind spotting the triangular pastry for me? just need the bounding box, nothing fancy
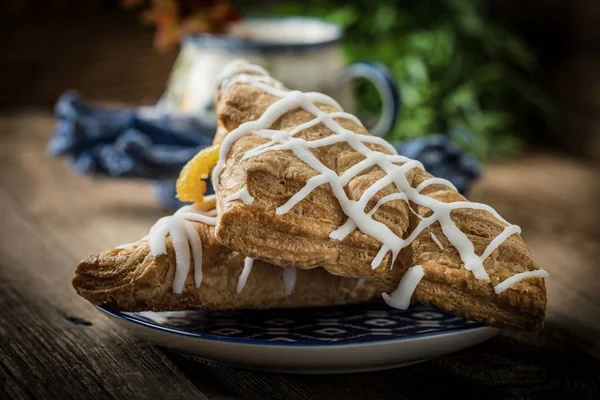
[73,197,388,311]
[206,60,548,330]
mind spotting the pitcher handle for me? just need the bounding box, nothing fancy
[338,62,401,138]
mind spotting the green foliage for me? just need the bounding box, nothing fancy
[269,0,553,160]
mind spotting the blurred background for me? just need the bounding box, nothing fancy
[2,0,600,159]
[0,0,599,339]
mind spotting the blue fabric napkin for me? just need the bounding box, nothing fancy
[48,91,217,210]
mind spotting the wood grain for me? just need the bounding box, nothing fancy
[170,333,600,400]
[1,111,599,399]
[469,153,600,345]
[0,113,211,400]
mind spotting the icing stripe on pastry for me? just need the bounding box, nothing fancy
[213,60,549,297]
[494,270,549,294]
[236,257,254,294]
[480,225,521,262]
[146,202,300,296]
[416,177,457,193]
[382,266,425,310]
[224,186,254,205]
[430,233,444,250]
[148,204,216,293]
[282,267,297,296]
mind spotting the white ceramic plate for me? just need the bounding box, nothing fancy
[99,303,498,374]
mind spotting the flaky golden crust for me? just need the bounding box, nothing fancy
[214,84,404,278]
[212,80,547,330]
[414,265,546,330]
[72,221,388,312]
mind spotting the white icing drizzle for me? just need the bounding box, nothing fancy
[213,60,549,299]
[282,267,297,296]
[330,192,422,244]
[234,259,297,296]
[382,266,425,309]
[217,60,270,86]
[416,177,457,193]
[144,198,301,297]
[184,222,204,288]
[224,185,254,205]
[372,246,390,270]
[494,270,550,294]
[430,233,444,250]
[480,224,521,262]
[148,204,216,293]
[236,257,254,294]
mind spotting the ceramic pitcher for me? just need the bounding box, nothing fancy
[158,17,399,137]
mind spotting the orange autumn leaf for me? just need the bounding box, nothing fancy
[122,0,243,51]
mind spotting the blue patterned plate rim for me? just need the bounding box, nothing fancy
[98,304,490,347]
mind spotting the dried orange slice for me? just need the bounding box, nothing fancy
[176,144,221,203]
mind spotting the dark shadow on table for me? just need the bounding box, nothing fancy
[166,331,600,400]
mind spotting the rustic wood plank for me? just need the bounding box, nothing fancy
[0,113,214,399]
[470,153,600,341]
[177,333,600,400]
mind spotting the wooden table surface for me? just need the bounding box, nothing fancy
[1,111,600,400]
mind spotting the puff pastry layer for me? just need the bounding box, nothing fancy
[73,221,388,311]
